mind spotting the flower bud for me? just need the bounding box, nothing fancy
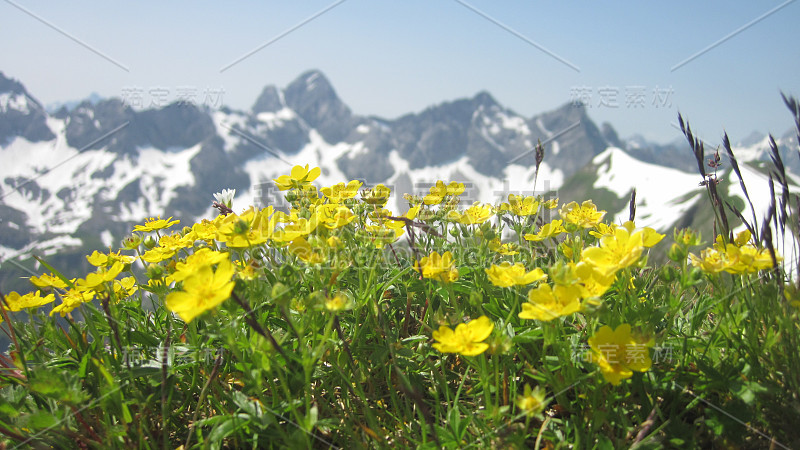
[143,236,158,249]
[674,228,700,247]
[146,264,164,280]
[667,243,687,263]
[488,332,512,355]
[271,282,290,305]
[468,291,483,307]
[122,234,142,250]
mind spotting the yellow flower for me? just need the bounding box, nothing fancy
[724,244,778,273]
[559,201,606,229]
[29,273,70,290]
[321,180,363,203]
[189,219,220,242]
[74,262,126,292]
[234,259,259,280]
[361,184,392,206]
[517,384,547,417]
[689,236,779,274]
[86,251,110,267]
[140,232,195,263]
[317,204,356,230]
[449,203,493,225]
[363,225,400,249]
[574,261,615,299]
[581,227,644,277]
[640,227,665,248]
[289,237,326,264]
[499,194,539,216]
[112,276,138,300]
[423,181,465,205]
[141,247,176,264]
[272,216,317,244]
[4,290,55,311]
[620,221,665,248]
[325,293,354,312]
[485,262,546,287]
[432,316,494,356]
[732,229,752,247]
[444,181,466,196]
[415,251,459,283]
[588,324,653,385]
[488,238,519,255]
[133,216,180,233]
[689,247,729,273]
[165,259,235,323]
[519,284,583,321]
[169,248,230,283]
[523,219,566,242]
[588,223,617,239]
[216,206,273,247]
[273,164,321,191]
[293,184,323,204]
[50,289,94,317]
[542,197,559,209]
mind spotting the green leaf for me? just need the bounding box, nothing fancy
[231,391,260,417]
[78,353,90,378]
[32,255,75,289]
[596,435,615,450]
[128,330,161,348]
[26,411,59,430]
[208,416,246,443]
[0,400,19,419]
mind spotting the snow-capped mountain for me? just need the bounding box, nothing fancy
[0,69,797,291]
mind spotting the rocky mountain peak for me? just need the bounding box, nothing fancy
[471,91,499,110]
[0,72,54,144]
[283,70,353,143]
[0,72,27,95]
[251,85,284,114]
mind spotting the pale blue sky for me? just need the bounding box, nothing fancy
[3,1,799,144]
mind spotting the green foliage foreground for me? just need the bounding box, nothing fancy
[2,105,800,448]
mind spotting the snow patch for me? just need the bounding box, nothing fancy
[306,72,320,90]
[537,118,552,137]
[111,145,202,221]
[100,230,114,248]
[213,110,248,152]
[0,92,31,114]
[592,147,701,230]
[499,113,529,134]
[256,108,297,128]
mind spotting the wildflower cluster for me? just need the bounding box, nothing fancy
[0,161,792,448]
[689,230,778,274]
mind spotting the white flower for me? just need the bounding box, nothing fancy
[213,189,235,208]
